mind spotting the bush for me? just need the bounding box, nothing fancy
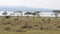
[42,19,45,21]
[2,23,7,25]
[5,16,11,19]
[34,24,39,27]
[57,26,60,28]
[15,29,26,32]
[4,27,10,30]
[14,18,19,20]
[7,21,11,24]
[40,27,44,30]
[11,23,16,26]
[21,25,33,29]
[27,25,33,28]
[21,26,27,29]
[48,19,51,21]
[47,21,50,23]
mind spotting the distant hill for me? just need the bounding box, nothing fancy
[0,6,53,12]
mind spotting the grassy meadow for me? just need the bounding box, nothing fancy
[0,16,60,34]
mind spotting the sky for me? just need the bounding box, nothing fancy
[0,0,60,10]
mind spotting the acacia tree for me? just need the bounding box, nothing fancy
[2,11,10,19]
[2,11,7,16]
[34,11,41,18]
[53,10,60,19]
[31,13,36,18]
[14,11,23,17]
[32,11,41,18]
[25,12,32,18]
[10,13,15,16]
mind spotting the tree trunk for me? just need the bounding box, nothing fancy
[55,13,58,19]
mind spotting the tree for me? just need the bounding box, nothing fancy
[2,11,10,19]
[32,11,41,18]
[14,11,23,18]
[25,12,32,18]
[34,11,41,18]
[10,13,15,16]
[2,11,7,16]
[31,13,36,18]
[53,10,60,19]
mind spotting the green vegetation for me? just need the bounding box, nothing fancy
[53,10,60,19]
[0,16,60,34]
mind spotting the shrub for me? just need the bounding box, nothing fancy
[27,25,33,28]
[47,21,50,23]
[34,24,39,27]
[11,23,16,26]
[21,25,27,29]
[4,27,10,30]
[57,26,60,28]
[16,29,26,32]
[7,21,11,24]
[2,23,7,25]
[14,18,19,20]
[21,25,33,29]
[48,19,51,21]
[42,19,45,21]
[5,16,11,19]
[40,27,44,30]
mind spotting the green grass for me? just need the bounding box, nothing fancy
[0,16,60,34]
